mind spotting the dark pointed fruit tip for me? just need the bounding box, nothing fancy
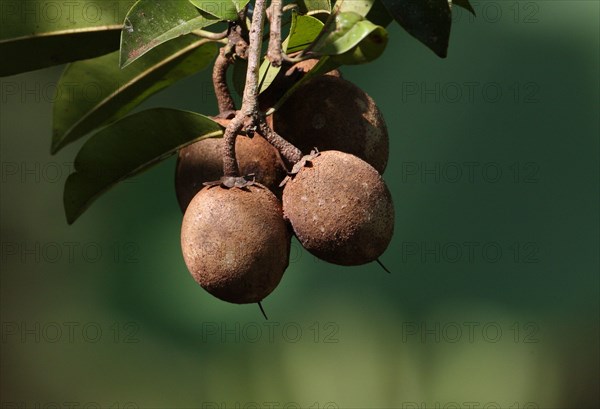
[433,46,448,59]
[258,301,268,320]
[376,258,392,274]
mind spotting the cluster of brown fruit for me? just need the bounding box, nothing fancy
[177,62,395,308]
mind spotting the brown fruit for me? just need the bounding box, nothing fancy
[282,151,394,266]
[181,185,290,304]
[259,59,341,111]
[175,119,286,212]
[272,76,389,173]
[289,59,342,77]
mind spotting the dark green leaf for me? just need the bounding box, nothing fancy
[452,0,476,15]
[0,0,136,76]
[333,0,392,26]
[365,0,394,27]
[52,37,218,153]
[380,0,451,57]
[64,108,223,224]
[188,0,249,21]
[232,59,248,97]
[120,0,219,67]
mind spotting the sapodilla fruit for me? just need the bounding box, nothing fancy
[282,150,394,265]
[289,58,342,77]
[259,60,340,111]
[181,185,290,304]
[175,118,286,211]
[272,76,389,173]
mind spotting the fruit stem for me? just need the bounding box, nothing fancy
[213,49,235,114]
[222,115,244,177]
[213,24,248,115]
[258,118,303,164]
[222,0,268,177]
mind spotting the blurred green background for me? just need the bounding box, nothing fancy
[1,1,598,408]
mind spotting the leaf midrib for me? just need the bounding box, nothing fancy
[0,25,123,44]
[56,38,214,151]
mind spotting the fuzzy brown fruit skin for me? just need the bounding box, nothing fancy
[282,151,394,266]
[181,185,290,304]
[175,118,286,212]
[272,76,389,173]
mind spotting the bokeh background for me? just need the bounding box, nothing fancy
[1,1,598,408]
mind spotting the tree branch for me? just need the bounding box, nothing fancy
[240,0,268,116]
[222,0,268,176]
[267,0,283,67]
[222,0,305,176]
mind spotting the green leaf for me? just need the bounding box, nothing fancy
[0,0,136,76]
[452,0,476,15]
[64,108,223,224]
[335,0,376,17]
[188,0,249,21]
[311,12,387,59]
[312,12,363,54]
[120,0,219,67]
[255,13,324,96]
[52,37,218,154]
[258,59,281,94]
[264,11,387,113]
[331,23,388,64]
[379,0,451,57]
[296,0,332,15]
[287,13,324,54]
